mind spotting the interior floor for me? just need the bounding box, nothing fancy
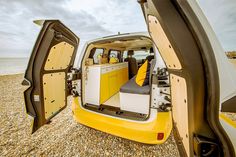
[103,92,120,108]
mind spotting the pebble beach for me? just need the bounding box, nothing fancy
[0,74,180,157]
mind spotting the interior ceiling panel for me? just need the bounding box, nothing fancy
[93,38,153,49]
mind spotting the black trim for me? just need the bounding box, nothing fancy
[221,96,236,113]
[84,103,148,121]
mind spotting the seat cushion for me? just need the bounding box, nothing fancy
[135,60,150,86]
[120,76,150,95]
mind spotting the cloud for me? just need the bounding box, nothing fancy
[198,0,236,51]
[0,0,147,58]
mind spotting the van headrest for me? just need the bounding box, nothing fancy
[150,47,154,54]
[127,50,134,56]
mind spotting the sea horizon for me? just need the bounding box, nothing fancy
[0,57,28,75]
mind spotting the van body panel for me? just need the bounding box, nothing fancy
[72,97,172,144]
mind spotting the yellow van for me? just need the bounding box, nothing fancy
[22,1,236,156]
[22,23,172,144]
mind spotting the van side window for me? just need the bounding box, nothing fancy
[123,50,149,61]
[93,48,104,64]
[123,51,127,61]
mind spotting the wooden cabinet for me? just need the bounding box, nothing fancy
[108,71,118,97]
[100,72,109,103]
[85,63,128,106]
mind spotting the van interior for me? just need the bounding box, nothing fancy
[81,35,171,120]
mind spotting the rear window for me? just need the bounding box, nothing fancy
[123,50,150,61]
[109,50,120,58]
[93,48,104,64]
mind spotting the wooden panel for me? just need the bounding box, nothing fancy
[44,42,74,70]
[148,15,182,69]
[170,74,189,156]
[43,72,66,119]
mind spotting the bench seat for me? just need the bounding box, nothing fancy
[119,76,150,114]
[120,76,150,95]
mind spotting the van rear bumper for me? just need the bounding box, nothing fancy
[72,97,172,144]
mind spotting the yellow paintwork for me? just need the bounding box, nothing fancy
[219,113,236,128]
[108,70,118,95]
[100,72,109,103]
[72,97,173,144]
[100,67,128,104]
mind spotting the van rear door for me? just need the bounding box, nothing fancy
[22,20,79,133]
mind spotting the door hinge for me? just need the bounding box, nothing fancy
[67,68,81,97]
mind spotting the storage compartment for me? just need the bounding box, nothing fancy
[120,92,150,114]
[119,76,150,114]
[84,62,128,106]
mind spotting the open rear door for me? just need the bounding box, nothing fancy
[22,20,79,133]
[139,0,235,156]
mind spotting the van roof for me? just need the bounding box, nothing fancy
[87,32,150,44]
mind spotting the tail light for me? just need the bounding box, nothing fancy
[157,133,164,140]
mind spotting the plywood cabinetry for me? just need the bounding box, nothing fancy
[85,62,128,106]
[100,72,109,103]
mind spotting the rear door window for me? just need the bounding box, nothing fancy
[93,48,104,64]
[109,50,120,61]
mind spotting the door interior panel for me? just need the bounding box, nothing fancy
[140,0,221,156]
[44,42,74,71]
[43,72,66,119]
[23,20,79,133]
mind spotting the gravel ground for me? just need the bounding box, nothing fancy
[0,74,180,157]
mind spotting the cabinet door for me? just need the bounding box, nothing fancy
[100,73,109,104]
[108,71,118,97]
[117,68,123,88]
[122,67,129,85]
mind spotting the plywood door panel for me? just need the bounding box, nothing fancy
[43,72,66,119]
[44,42,74,70]
[170,74,189,156]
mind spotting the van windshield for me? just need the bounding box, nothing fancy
[123,49,150,61]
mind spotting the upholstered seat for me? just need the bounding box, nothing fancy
[120,76,150,95]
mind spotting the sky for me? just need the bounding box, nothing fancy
[0,0,235,58]
[0,0,147,58]
[198,0,236,52]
